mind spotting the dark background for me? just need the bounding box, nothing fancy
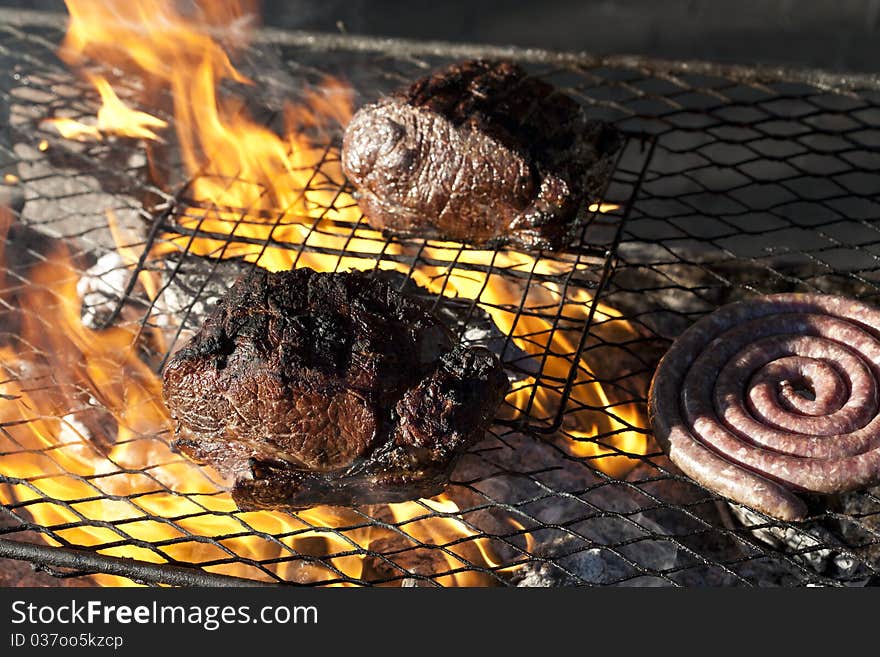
[0,0,878,73]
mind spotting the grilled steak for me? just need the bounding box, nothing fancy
[161,267,508,510]
[341,59,622,251]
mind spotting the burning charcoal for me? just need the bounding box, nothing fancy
[831,488,880,574]
[76,252,251,337]
[627,451,874,583]
[459,434,682,585]
[459,432,831,586]
[727,493,878,583]
[613,244,723,339]
[727,504,867,579]
[149,254,255,339]
[77,252,145,329]
[513,550,657,587]
[361,535,454,585]
[515,562,574,587]
[614,243,880,340]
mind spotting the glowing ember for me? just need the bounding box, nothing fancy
[0,0,650,586]
[589,202,621,213]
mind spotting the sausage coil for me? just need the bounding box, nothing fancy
[648,293,880,520]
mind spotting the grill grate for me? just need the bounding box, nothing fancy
[1,11,880,587]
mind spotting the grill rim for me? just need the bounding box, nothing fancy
[2,6,879,94]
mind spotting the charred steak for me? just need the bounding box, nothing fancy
[162,267,508,510]
[341,59,622,251]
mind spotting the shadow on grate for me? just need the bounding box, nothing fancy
[0,12,879,586]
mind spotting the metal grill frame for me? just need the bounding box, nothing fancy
[1,9,880,587]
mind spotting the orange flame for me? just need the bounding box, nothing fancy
[0,222,510,586]
[0,0,650,586]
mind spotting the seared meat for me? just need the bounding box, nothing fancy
[161,267,508,510]
[341,59,622,251]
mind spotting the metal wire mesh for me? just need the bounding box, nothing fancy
[1,13,880,587]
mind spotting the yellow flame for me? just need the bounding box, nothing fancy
[93,74,169,140]
[0,235,507,586]
[44,117,102,141]
[43,76,168,142]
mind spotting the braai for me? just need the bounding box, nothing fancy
[161,268,508,510]
[341,59,622,251]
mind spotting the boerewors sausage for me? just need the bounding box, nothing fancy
[648,293,880,521]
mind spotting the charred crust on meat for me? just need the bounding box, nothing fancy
[341,59,622,251]
[162,267,509,510]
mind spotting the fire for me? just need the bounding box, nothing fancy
[57,0,342,255]
[44,75,168,142]
[0,214,509,586]
[92,74,169,140]
[44,117,102,142]
[0,0,650,586]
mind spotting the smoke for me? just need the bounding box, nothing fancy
[259,0,368,33]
